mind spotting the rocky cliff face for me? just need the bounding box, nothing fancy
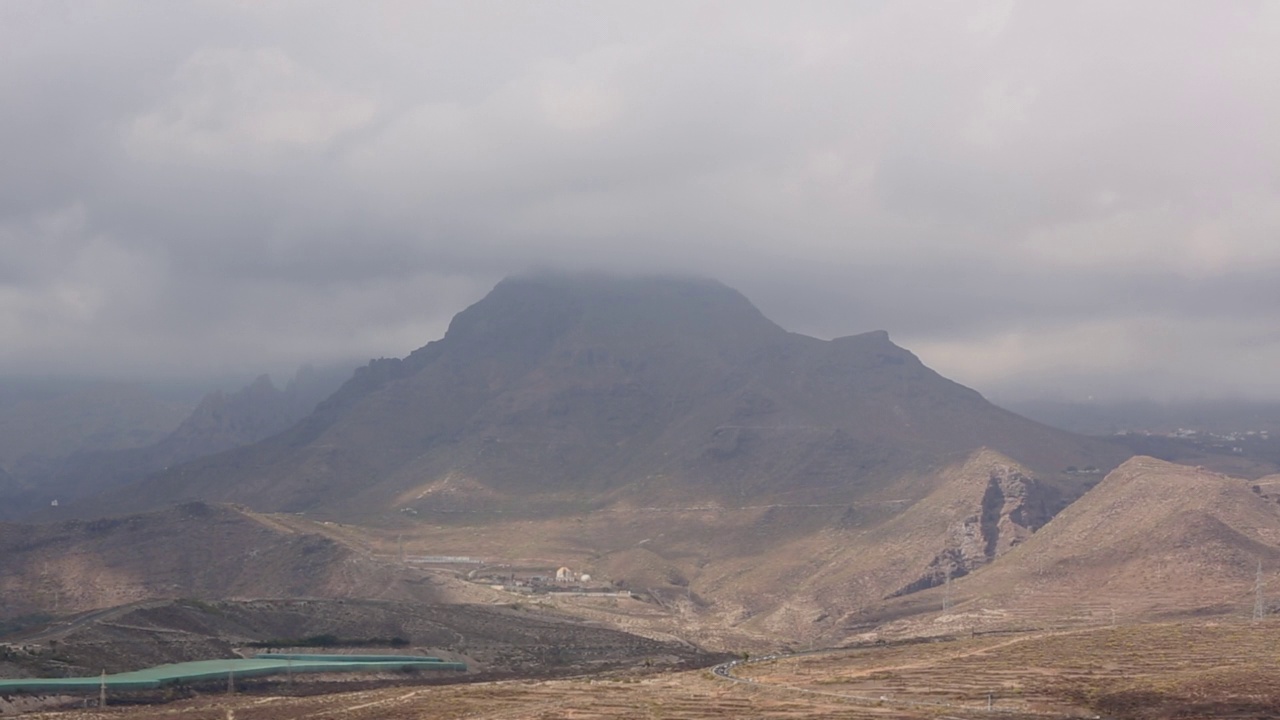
[890,452,1058,597]
[979,464,1055,557]
[932,456,1280,622]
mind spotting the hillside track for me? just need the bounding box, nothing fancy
[3,600,171,645]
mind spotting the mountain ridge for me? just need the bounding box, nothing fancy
[78,273,1124,521]
[874,454,1280,633]
[0,502,462,619]
[9,365,352,520]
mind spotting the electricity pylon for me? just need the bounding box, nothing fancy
[1254,559,1266,621]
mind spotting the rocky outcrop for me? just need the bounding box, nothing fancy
[946,456,1280,619]
[890,456,1057,597]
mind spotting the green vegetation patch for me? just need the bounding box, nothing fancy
[246,634,410,649]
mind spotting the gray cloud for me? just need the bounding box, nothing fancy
[2,0,1279,400]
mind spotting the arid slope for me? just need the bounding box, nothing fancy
[918,456,1280,627]
[0,503,484,618]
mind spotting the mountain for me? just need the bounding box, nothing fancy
[86,274,1124,521]
[903,456,1280,631]
[18,274,1144,647]
[0,598,717,684]
[7,365,352,519]
[621,447,1071,641]
[156,365,353,461]
[0,379,190,481]
[0,502,471,620]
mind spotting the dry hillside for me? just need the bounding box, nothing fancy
[0,598,717,684]
[0,503,489,618]
[1,277,1173,653]
[873,456,1280,635]
[195,449,1080,649]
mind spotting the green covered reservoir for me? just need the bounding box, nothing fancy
[0,655,465,694]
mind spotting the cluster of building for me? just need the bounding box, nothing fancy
[1152,428,1271,441]
[483,566,590,591]
[469,566,637,599]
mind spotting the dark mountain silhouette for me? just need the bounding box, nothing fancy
[85,274,1125,521]
[155,365,353,461]
[0,379,189,481]
[12,365,352,520]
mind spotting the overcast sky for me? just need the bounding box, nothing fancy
[2,1,1278,401]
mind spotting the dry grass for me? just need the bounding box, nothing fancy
[20,620,1280,720]
[20,672,913,720]
[738,619,1280,718]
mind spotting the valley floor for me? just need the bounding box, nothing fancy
[16,619,1280,719]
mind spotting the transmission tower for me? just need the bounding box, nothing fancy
[942,569,952,612]
[1255,559,1266,621]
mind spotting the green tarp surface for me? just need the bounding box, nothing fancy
[0,656,465,694]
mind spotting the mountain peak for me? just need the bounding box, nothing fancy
[84,274,1124,520]
[478,273,778,327]
[439,273,786,362]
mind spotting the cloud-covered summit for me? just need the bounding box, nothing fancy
[2,1,1278,400]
